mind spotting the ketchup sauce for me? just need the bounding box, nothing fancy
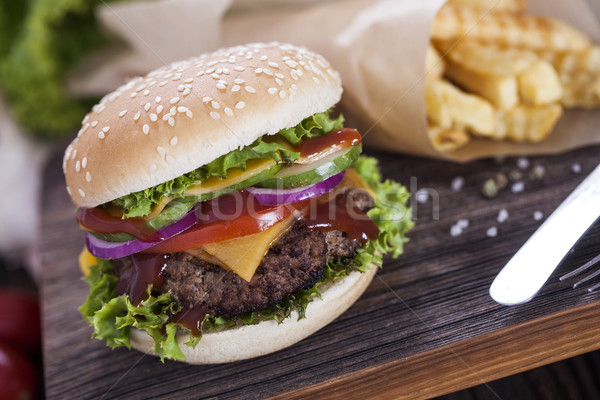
[76,207,163,242]
[115,253,170,305]
[297,128,361,160]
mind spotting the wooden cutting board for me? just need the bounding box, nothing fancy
[40,144,600,399]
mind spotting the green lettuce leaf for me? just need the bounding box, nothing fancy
[80,155,413,361]
[111,110,344,218]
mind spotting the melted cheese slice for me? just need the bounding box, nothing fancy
[200,213,298,282]
[184,158,276,196]
[79,247,97,277]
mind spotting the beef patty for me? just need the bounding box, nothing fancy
[113,190,374,318]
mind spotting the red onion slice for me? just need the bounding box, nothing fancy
[86,207,198,259]
[246,171,345,205]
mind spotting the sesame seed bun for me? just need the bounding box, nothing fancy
[129,263,377,364]
[63,42,342,208]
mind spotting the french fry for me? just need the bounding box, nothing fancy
[426,79,496,136]
[425,79,452,128]
[494,104,563,142]
[445,61,519,110]
[537,46,600,75]
[434,40,538,76]
[560,73,600,108]
[427,124,471,152]
[517,60,562,105]
[432,4,591,52]
[444,0,527,13]
[426,44,446,80]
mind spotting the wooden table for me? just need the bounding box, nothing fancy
[40,144,600,399]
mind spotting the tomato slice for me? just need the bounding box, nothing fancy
[144,190,307,254]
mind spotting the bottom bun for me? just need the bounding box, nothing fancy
[130,263,378,364]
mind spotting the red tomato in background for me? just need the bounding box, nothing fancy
[0,290,41,353]
[0,342,37,400]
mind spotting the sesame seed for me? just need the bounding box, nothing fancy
[144,103,151,111]
[82,157,87,168]
[211,73,220,79]
[172,76,181,81]
[255,68,263,74]
[231,85,241,92]
[134,111,141,121]
[78,188,86,198]
[102,126,110,133]
[182,88,191,96]
[234,78,244,84]
[168,117,175,127]
[196,71,204,77]
[210,111,220,119]
[98,132,105,139]
[136,85,146,92]
[224,107,233,116]
[234,66,245,71]
[159,80,169,87]
[275,73,284,78]
[279,90,287,99]
[119,110,128,117]
[202,96,211,103]
[222,68,230,74]
[142,124,150,134]
[72,150,77,160]
[66,187,71,195]
[206,68,215,74]
[157,105,164,114]
[313,76,321,84]
[170,106,177,115]
[162,114,170,121]
[263,68,273,76]
[245,86,256,93]
[184,78,194,83]
[75,161,81,172]
[275,78,283,86]
[177,84,185,92]
[149,113,157,122]
[211,101,220,109]
[85,172,92,182]
[170,97,180,104]
[216,83,226,90]
[177,106,188,113]
[260,55,268,61]
[268,61,279,68]
[285,60,298,68]
[143,89,150,96]
[170,136,178,146]
[91,121,98,127]
[216,68,223,74]
[291,70,298,80]
[156,146,166,157]
[268,87,277,94]
[186,110,193,118]
[235,101,245,109]
[296,69,303,76]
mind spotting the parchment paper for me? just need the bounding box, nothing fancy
[68,0,600,162]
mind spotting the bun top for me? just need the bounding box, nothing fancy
[63,42,342,207]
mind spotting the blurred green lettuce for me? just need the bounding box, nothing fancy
[0,0,117,140]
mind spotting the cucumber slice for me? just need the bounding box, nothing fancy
[94,161,282,242]
[257,144,362,188]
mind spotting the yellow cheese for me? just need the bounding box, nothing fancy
[200,213,297,282]
[78,247,98,277]
[184,158,276,196]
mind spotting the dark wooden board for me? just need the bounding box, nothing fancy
[41,144,600,399]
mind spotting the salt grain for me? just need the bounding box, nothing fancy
[533,211,543,221]
[486,226,498,238]
[497,209,509,223]
[451,176,465,192]
[511,182,524,193]
[517,157,530,170]
[571,163,582,174]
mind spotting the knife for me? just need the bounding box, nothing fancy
[490,163,600,305]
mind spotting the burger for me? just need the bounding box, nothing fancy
[64,42,413,364]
